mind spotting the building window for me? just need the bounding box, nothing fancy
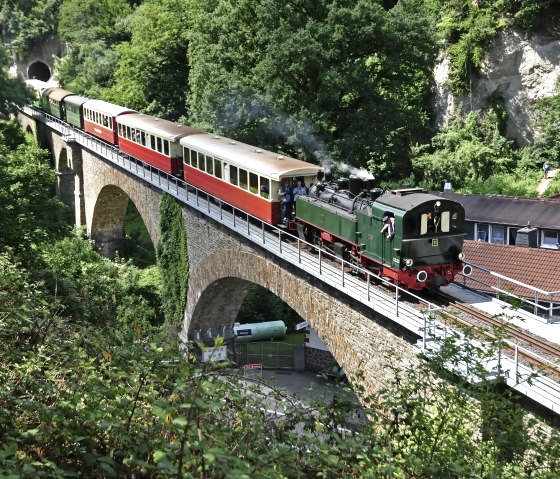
[507,227,517,245]
[541,230,559,248]
[490,225,505,244]
[464,222,474,240]
[476,223,489,242]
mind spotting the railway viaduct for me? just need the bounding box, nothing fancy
[19,113,420,398]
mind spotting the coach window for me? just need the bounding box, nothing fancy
[206,155,214,175]
[190,149,197,168]
[150,135,156,150]
[214,159,222,179]
[260,177,270,198]
[156,137,162,153]
[239,169,248,190]
[140,131,146,146]
[199,153,206,172]
[163,140,169,156]
[249,172,258,194]
[230,165,238,186]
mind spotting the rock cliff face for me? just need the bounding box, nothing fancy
[434,29,560,145]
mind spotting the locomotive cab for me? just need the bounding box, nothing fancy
[362,191,467,290]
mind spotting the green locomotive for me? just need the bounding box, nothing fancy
[295,176,469,291]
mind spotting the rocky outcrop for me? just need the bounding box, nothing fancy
[434,29,560,145]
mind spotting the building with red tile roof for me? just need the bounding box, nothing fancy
[459,240,560,302]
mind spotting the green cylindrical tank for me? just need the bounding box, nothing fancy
[234,320,287,343]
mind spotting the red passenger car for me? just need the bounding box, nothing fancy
[116,114,203,175]
[180,133,322,225]
[83,99,135,145]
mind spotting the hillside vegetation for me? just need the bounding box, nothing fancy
[3,0,560,194]
[2,6,560,476]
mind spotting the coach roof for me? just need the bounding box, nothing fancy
[180,133,321,179]
[83,99,135,117]
[116,113,203,141]
[43,87,75,102]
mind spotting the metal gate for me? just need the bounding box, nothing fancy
[245,342,295,369]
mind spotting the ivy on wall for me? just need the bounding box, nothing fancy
[156,193,188,331]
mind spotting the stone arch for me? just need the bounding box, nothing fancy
[91,185,134,258]
[182,249,417,397]
[27,61,51,81]
[81,149,163,258]
[89,181,160,259]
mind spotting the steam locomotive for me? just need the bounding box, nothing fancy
[295,176,469,291]
[26,81,469,291]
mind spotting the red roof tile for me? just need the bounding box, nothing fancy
[461,240,560,299]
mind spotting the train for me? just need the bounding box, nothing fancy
[25,80,470,291]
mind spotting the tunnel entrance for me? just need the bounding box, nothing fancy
[27,61,51,81]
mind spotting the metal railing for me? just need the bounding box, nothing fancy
[21,106,560,413]
[457,262,560,323]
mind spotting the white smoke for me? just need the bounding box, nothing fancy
[319,157,375,181]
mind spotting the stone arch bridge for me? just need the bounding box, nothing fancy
[19,112,420,398]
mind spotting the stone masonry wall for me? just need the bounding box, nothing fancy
[181,207,420,398]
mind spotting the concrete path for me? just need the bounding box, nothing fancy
[536,168,558,195]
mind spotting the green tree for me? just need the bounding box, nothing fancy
[108,0,191,119]
[0,0,62,57]
[56,0,134,96]
[411,109,516,190]
[0,43,31,119]
[531,81,560,165]
[186,0,438,180]
[237,285,302,330]
[0,133,66,259]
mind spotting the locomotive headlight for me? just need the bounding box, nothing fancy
[458,252,465,260]
[404,258,414,267]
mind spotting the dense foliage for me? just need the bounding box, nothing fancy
[2,40,560,476]
[0,0,62,57]
[56,0,133,97]
[157,193,188,330]
[2,248,560,477]
[0,44,31,119]
[237,285,302,330]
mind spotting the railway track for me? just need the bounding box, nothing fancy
[436,292,560,381]
[287,236,560,382]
